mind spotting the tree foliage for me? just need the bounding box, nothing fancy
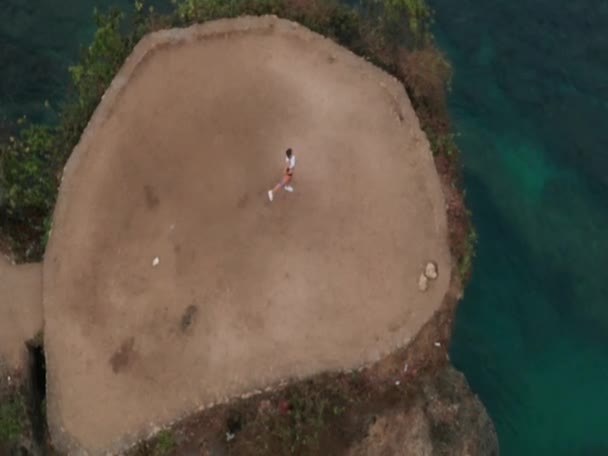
[1,123,55,215]
[0,394,26,444]
[0,9,130,260]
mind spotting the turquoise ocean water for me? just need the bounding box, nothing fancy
[1,1,607,454]
[429,0,608,454]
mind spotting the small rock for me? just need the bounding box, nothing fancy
[226,432,235,442]
[434,342,441,347]
[424,261,438,280]
[418,273,429,291]
[152,257,160,267]
[403,363,409,374]
[395,380,401,386]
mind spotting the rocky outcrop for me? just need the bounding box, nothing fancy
[349,366,498,456]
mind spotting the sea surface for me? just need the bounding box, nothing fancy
[429,0,608,454]
[1,1,607,454]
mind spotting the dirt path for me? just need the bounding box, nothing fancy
[0,256,42,372]
[43,16,450,454]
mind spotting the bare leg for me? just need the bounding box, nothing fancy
[269,174,292,201]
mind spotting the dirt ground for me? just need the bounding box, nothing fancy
[42,16,450,454]
[0,256,42,372]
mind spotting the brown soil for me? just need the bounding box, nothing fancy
[42,16,451,454]
[0,256,43,372]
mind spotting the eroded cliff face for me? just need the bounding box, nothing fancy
[0,360,498,455]
[350,366,498,456]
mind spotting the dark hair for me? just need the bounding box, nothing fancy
[286,148,293,158]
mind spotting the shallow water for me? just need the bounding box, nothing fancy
[1,1,607,454]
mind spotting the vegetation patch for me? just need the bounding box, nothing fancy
[0,393,27,444]
[153,430,177,456]
[126,365,421,456]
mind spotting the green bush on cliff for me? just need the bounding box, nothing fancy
[0,9,128,260]
[69,9,128,108]
[1,123,56,216]
[58,8,132,170]
[0,0,467,266]
[0,394,26,443]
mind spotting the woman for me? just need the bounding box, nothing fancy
[268,148,296,202]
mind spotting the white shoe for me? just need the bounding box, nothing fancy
[284,185,294,193]
[267,190,273,202]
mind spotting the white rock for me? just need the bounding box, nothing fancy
[418,273,429,292]
[152,257,160,267]
[424,261,438,280]
[434,342,441,347]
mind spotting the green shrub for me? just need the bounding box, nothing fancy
[0,123,56,216]
[0,8,132,260]
[154,430,176,455]
[359,0,432,51]
[0,394,26,443]
[260,380,346,454]
[70,9,127,103]
[60,9,128,159]
[459,224,478,281]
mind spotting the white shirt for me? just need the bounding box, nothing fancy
[286,155,296,171]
